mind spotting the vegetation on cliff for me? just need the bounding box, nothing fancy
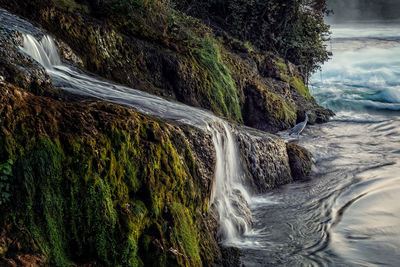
[171,0,331,78]
[0,0,331,266]
[0,83,219,266]
[0,0,333,132]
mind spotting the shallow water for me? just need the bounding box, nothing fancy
[240,23,400,266]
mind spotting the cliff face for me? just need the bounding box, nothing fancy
[0,81,220,266]
[0,0,332,133]
[0,81,308,267]
[0,1,324,266]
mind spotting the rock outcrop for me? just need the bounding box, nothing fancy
[0,82,219,266]
[0,0,333,133]
[286,143,313,180]
[0,2,323,266]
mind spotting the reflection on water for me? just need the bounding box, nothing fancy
[240,22,400,266]
[241,114,400,267]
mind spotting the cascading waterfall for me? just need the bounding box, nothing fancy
[20,32,253,245]
[21,34,61,69]
[209,123,252,244]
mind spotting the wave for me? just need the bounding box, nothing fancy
[311,40,400,116]
[367,87,400,103]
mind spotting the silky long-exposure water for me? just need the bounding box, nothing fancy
[2,6,400,266]
[240,22,400,266]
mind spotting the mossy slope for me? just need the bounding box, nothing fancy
[0,83,219,266]
[0,0,333,132]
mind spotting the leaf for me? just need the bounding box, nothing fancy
[2,166,11,176]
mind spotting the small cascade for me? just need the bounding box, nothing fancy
[209,122,253,245]
[21,34,61,68]
[20,32,253,244]
[40,35,62,66]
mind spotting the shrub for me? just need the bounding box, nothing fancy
[171,0,331,77]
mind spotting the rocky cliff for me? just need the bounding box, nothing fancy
[0,0,332,132]
[0,1,330,266]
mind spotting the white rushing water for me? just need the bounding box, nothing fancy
[239,21,400,266]
[20,32,252,245]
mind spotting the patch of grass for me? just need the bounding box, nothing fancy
[290,77,312,100]
[194,38,242,122]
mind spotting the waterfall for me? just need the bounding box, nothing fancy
[21,34,61,68]
[20,33,253,245]
[209,122,252,245]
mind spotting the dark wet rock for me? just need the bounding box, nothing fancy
[54,38,84,67]
[236,126,293,193]
[286,142,312,180]
[220,246,241,267]
[177,124,216,196]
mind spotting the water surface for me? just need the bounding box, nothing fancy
[240,22,400,266]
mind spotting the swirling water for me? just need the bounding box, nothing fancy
[2,7,400,265]
[240,23,400,266]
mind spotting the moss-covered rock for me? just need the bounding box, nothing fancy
[286,143,312,180]
[0,0,333,132]
[0,82,220,266]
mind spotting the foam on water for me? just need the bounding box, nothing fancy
[311,33,400,115]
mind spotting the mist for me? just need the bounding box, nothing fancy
[327,0,400,22]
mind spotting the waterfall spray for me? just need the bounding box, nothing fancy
[209,122,252,244]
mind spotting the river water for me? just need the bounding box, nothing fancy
[240,22,400,266]
[2,7,400,266]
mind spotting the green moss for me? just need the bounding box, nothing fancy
[262,88,296,126]
[193,38,243,122]
[170,203,201,266]
[275,60,288,74]
[0,159,13,205]
[290,77,312,100]
[273,59,312,101]
[54,0,89,13]
[0,104,208,266]
[14,137,70,266]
